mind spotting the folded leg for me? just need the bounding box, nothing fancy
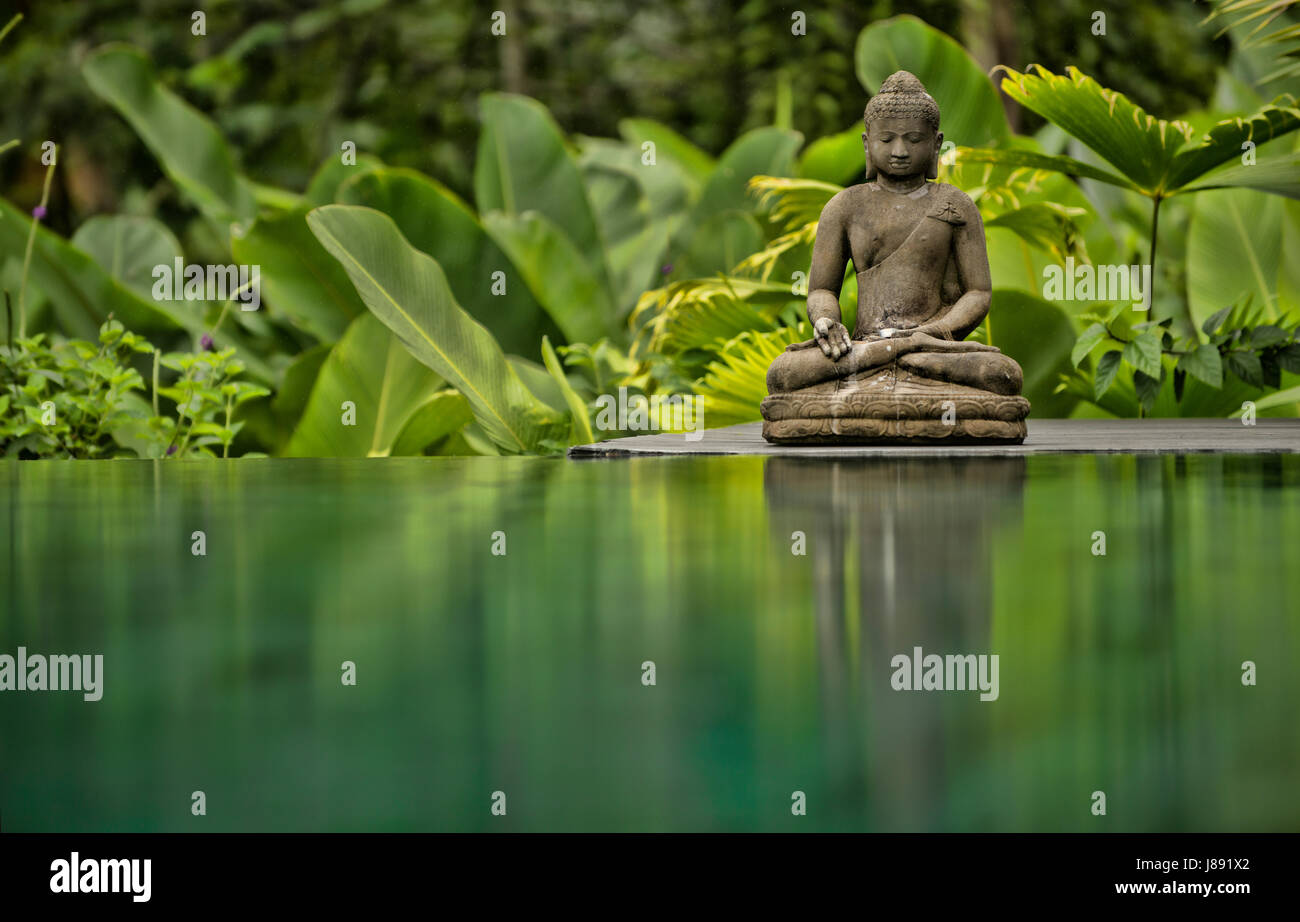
[897,350,1023,395]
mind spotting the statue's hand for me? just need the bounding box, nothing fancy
[814,317,853,361]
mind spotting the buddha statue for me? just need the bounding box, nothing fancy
[761,71,1030,444]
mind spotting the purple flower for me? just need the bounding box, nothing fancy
[166,445,177,456]
[661,263,673,275]
[32,205,46,220]
[200,333,214,351]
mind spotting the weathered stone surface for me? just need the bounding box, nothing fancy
[762,416,1027,444]
[762,70,1027,444]
[761,387,1030,444]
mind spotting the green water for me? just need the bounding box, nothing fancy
[1,454,1297,832]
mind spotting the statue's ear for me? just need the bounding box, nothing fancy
[926,131,944,180]
[863,131,878,180]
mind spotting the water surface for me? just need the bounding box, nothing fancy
[1,454,1296,831]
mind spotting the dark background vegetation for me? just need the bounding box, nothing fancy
[2,0,1228,240]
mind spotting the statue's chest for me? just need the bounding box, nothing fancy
[846,196,944,269]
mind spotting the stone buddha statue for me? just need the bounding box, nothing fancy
[762,71,1030,443]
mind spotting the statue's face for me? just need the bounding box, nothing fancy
[864,117,941,178]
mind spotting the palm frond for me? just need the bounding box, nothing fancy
[694,325,811,426]
[1167,96,1300,190]
[629,277,797,358]
[976,64,1300,196]
[985,202,1091,263]
[1203,0,1300,49]
[747,176,842,232]
[732,223,818,281]
[942,155,1070,211]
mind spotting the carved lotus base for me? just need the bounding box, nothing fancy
[761,390,1031,445]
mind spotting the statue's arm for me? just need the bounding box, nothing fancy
[916,194,991,341]
[806,192,852,328]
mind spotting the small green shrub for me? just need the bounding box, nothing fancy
[1,315,268,459]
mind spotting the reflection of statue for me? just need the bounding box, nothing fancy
[763,456,1026,829]
[762,72,1030,444]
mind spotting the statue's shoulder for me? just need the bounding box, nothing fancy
[841,182,901,200]
[928,183,980,226]
[829,183,873,205]
[818,184,869,224]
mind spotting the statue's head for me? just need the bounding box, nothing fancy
[863,71,942,182]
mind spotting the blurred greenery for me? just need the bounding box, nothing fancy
[0,0,1235,234]
[2,1,1299,459]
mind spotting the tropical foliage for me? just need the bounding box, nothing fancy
[3,11,1299,458]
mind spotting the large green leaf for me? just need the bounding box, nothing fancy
[474,93,604,266]
[682,210,765,278]
[692,127,802,221]
[390,390,475,456]
[269,342,331,437]
[482,210,617,344]
[993,66,1188,193]
[856,16,1010,149]
[1282,199,1300,306]
[230,207,365,343]
[984,203,1090,264]
[984,289,1078,417]
[0,200,278,380]
[338,166,557,356]
[0,198,185,337]
[796,127,865,186]
[542,335,595,445]
[579,136,691,236]
[617,117,716,193]
[69,215,183,302]
[993,65,1300,196]
[1166,103,1300,190]
[82,45,257,227]
[507,355,567,415]
[582,163,670,316]
[1186,188,1284,328]
[1181,150,1300,198]
[984,226,1059,298]
[306,205,567,454]
[955,146,1136,191]
[303,153,384,207]
[283,312,446,457]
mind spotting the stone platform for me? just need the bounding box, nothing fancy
[760,391,1031,444]
[568,418,1300,458]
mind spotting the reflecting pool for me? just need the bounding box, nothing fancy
[1,453,1297,831]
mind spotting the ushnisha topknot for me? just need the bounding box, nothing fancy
[863,70,940,131]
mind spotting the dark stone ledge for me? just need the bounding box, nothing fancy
[569,418,1300,458]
